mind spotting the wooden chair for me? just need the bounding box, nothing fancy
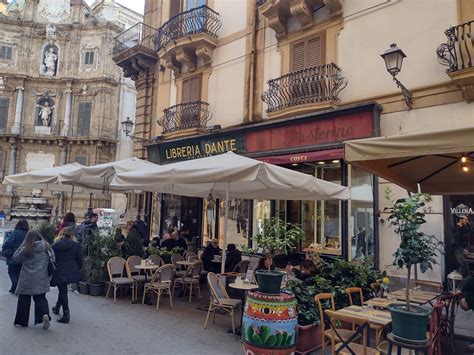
[414,280,443,293]
[147,254,164,267]
[315,293,360,355]
[371,282,384,298]
[106,256,136,304]
[125,255,146,300]
[325,309,379,355]
[173,260,202,302]
[142,264,175,310]
[204,272,242,334]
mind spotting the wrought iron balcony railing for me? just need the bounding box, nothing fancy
[261,63,348,113]
[437,20,474,73]
[156,5,221,52]
[113,22,157,57]
[159,101,212,134]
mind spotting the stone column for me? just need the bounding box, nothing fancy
[6,142,17,193]
[62,89,72,136]
[60,143,67,165]
[12,87,24,134]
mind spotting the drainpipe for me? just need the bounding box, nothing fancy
[247,4,259,123]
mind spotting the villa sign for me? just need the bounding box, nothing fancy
[450,203,474,217]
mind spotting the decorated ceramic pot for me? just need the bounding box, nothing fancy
[243,291,298,355]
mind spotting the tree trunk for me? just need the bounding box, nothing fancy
[406,265,411,311]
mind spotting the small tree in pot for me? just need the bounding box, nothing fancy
[384,188,443,342]
[254,217,304,294]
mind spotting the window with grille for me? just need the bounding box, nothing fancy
[181,75,201,103]
[74,155,88,166]
[0,45,12,60]
[0,98,9,133]
[290,34,325,72]
[84,51,95,65]
[76,102,92,136]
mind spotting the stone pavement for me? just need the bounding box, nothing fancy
[0,262,243,355]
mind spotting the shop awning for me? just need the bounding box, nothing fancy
[344,127,474,195]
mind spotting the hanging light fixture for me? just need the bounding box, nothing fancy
[121,117,134,137]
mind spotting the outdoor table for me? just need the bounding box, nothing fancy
[390,288,440,305]
[364,297,405,309]
[228,282,259,336]
[335,305,392,327]
[134,264,159,305]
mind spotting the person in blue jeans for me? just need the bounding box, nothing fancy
[2,219,29,294]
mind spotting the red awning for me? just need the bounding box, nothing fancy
[254,148,344,165]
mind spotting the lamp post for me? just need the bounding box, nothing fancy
[381,43,413,109]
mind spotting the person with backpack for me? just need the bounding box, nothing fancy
[51,227,83,324]
[2,219,29,294]
[12,230,53,329]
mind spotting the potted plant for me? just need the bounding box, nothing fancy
[254,217,304,294]
[287,279,322,353]
[384,189,443,342]
[36,222,55,244]
[146,246,182,264]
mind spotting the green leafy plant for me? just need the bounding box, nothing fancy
[238,244,255,256]
[123,228,144,259]
[384,187,443,310]
[146,246,182,263]
[286,278,320,326]
[255,217,305,271]
[36,222,55,245]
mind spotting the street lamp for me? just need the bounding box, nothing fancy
[381,43,413,109]
[121,117,134,137]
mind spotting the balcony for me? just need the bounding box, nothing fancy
[437,20,474,102]
[159,101,212,136]
[258,0,342,38]
[112,22,159,81]
[156,6,221,74]
[261,63,347,116]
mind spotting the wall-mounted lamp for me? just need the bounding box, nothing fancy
[381,43,413,109]
[121,117,153,145]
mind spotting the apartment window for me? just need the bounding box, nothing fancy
[0,45,12,60]
[291,34,325,72]
[74,155,88,166]
[84,51,95,65]
[0,150,4,179]
[76,102,92,136]
[181,75,201,103]
[0,98,9,132]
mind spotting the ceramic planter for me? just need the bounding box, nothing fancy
[296,323,322,354]
[388,303,431,343]
[88,282,105,296]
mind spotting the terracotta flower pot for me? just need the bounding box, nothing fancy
[296,323,323,354]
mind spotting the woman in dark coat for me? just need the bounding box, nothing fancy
[13,230,53,329]
[55,212,76,236]
[51,226,83,324]
[2,219,29,294]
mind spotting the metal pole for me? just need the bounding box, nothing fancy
[69,185,75,212]
[221,182,230,274]
[87,193,93,214]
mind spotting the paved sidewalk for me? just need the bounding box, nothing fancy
[0,262,243,355]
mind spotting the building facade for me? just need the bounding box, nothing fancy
[113,0,474,282]
[0,0,141,221]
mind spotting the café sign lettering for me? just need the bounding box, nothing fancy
[165,139,237,160]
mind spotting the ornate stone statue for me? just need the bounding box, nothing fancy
[43,48,58,76]
[46,24,57,43]
[0,76,6,91]
[36,101,54,127]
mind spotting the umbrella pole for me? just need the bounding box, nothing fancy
[69,185,75,212]
[221,182,230,274]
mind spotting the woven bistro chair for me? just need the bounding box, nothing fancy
[125,255,147,300]
[185,252,198,262]
[106,257,136,304]
[147,254,164,267]
[315,293,360,355]
[173,260,203,302]
[204,272,242,334]
[142,264,175,310]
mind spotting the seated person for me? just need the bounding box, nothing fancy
[286,259,318,285]
[253,256,275,282]
[150,237,160,248]
[224,244,242,273]
[161,232,176,251]
[201,239,221,273]
[175,231,188,254]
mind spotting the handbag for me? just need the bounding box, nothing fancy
[46,250,58,278]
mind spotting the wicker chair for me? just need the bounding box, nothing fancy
[204,272,242,334]
[234,259,249,274]
[106,257,136,304]
[147,254,164,267]
[142,264,175,310]
[125,255,146,300]
[185,252,198,262]
[171,253,185,276]
[173,261,202,302]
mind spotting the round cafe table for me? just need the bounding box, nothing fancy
[134,264,159,304]
[228,282,258,336]
[176,260,195,267]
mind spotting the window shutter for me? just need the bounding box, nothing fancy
[291,42,305,72]
[182,78,191,103]
[189,76,200,102]
[169,0,181,18]
[0,98,9,132]
[74,155,88,166]
[77,102,92,136]
[307,37,321,67]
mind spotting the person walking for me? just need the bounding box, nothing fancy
[55,212,76,236]
[2,219,29,294]
[12,230,53,329]
[51,227,83,324]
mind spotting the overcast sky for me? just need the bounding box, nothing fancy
[86,0,145,14]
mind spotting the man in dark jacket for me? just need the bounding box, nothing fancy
[81,213,98,255]
[201,239,222,273]
[224,244,242,273]
[2,219,29,294]
[134,216,149,247]
[161,233,177,251]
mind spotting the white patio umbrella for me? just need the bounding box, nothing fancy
[111,152,350,273]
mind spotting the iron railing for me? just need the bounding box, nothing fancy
[159,101,212,134]
[155,5,221,51]
[261,63,348,113]
[113,22,157,57]
[437,20,474,73]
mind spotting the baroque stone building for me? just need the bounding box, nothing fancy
[0,0,141,220]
